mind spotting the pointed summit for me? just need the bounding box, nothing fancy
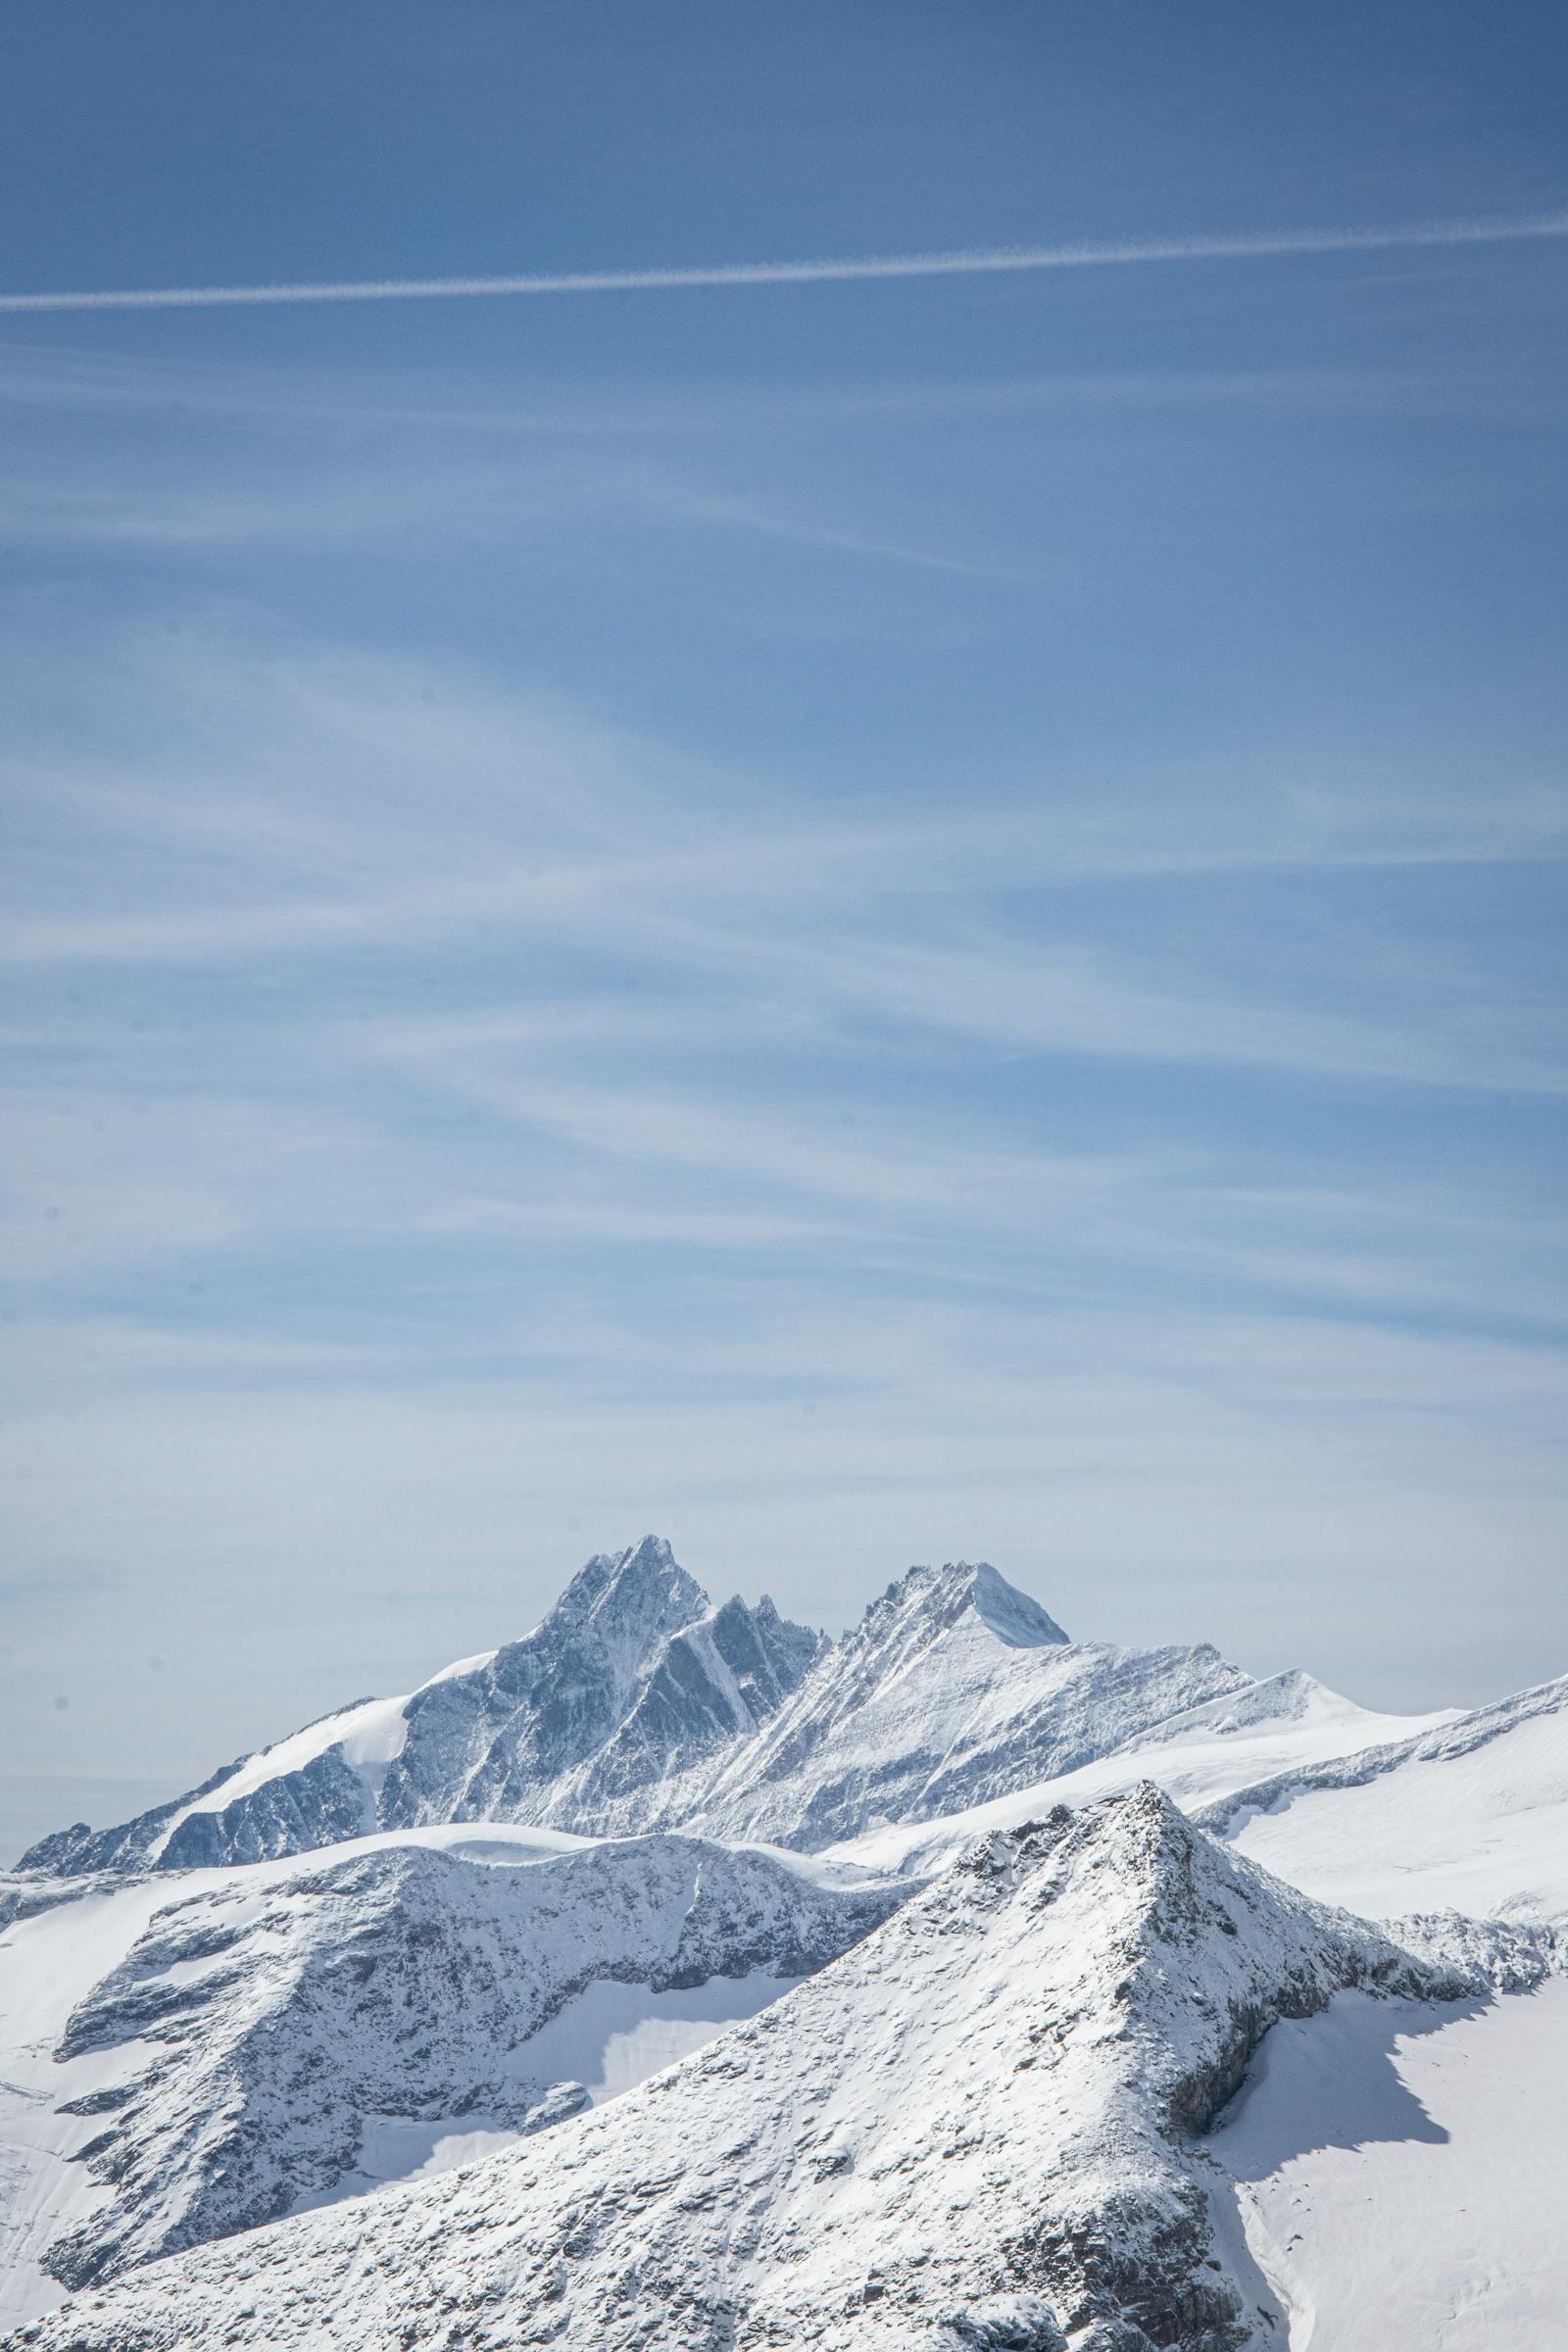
[547,1535,709,1676]
[860,1558,1069,1649]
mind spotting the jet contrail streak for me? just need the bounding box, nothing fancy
[1,211,1565,316]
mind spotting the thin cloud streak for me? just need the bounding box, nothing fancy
[2,210,1564,315]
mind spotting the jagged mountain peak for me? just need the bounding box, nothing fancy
[860,1557,1070,1650]
[16,1542,1238,1883]
[547,1534,707,1651]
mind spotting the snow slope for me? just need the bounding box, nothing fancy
[830,1668,1451,1878]
[1205,1976,1568,2350]
[1198,1671,1568,1924]
[0,1825,899,2324]
[3,1788,1466,2352]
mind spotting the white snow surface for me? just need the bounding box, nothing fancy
[1202,1671,1568,1925]
[1205,1976,1568,2349]
[1,1787,1458,2352]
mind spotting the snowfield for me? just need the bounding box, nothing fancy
[1205,1976,1568,2350]
[3,1541,1566,2351]
[1200,1671,1568,1925]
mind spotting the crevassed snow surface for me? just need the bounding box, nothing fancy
[1206,1978,1568,2350]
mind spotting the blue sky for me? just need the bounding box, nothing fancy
[2,2,1565,1851]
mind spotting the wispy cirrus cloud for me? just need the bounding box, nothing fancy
[4,439,1564,1792]
[6,624,1564,1114]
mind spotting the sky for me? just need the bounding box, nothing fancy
[2,1,1565,1859]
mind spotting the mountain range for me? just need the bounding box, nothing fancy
[18,1540,1242,1875]
[3,1537,1565,2349]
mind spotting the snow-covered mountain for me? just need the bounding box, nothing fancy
[0,1823,901,2318]
[677,1558,1247,1848]
[18,1542,1246,1876]
[20,1540,825,1877]
[3,1786,1500,2352]
[6,1541,1566,2350]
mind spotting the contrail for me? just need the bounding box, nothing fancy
[1,210,1564,316]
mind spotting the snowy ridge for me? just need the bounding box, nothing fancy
[1197,1670,1568,1924]
[829,1666,1452,1879]
[0,1827,902,2319]
[1384,1907,1568,1992]
[3,1788,1460,2352]
[1196,1668,1568,1835]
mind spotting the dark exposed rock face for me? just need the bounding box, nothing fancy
[158,1745,371,1869]
[380,1544,827,1835]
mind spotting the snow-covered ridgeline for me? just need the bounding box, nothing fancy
[1,1787,1479,2352]
[826,1665,1457,1878]
[0,1824,902,2323]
